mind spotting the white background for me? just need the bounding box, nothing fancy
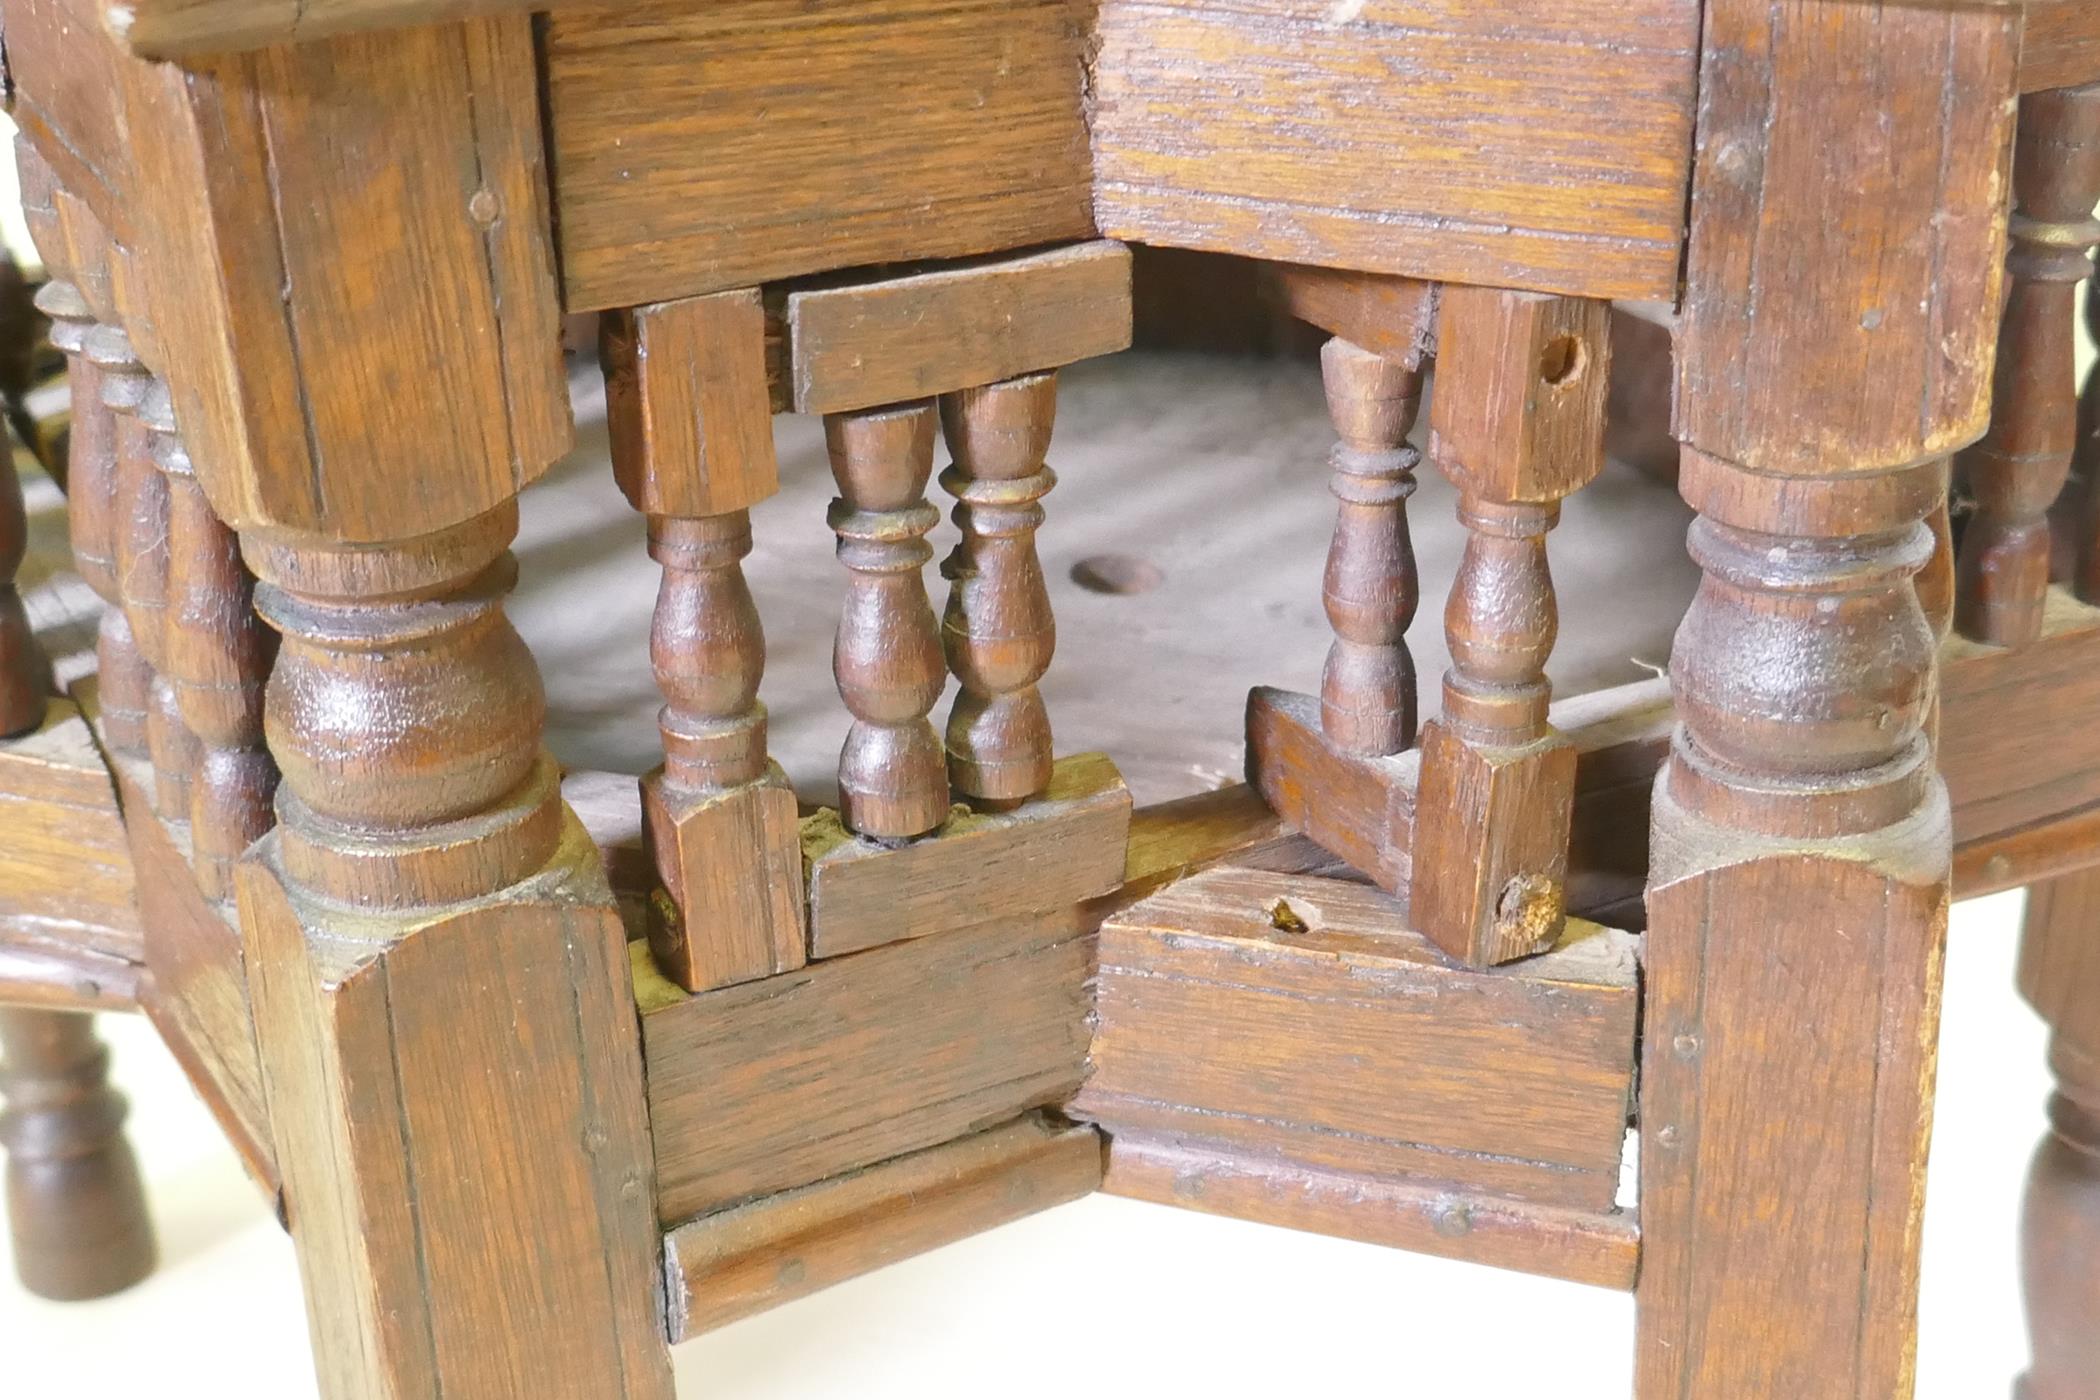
[0,887,2048,1398]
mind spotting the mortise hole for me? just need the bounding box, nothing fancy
[1071,554,1165,596]
[1539,334,1586,388]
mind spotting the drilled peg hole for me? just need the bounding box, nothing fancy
[1071,554,1165,596]
[1539,334,1586,388]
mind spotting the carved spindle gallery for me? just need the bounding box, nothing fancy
[77,324,152,755]
[938,373,1059,807]
[244,507,565,911]
[155,387,278,901]
[0,1009,155,1300]
[1318,337,1422,756]
[135,383,204,822]
[826,402,949,841]
[1959,82,2100,646]
[1415,287,1611,967]
[599,290,805,992]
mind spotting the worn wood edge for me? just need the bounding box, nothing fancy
[783,241,1134,415]
[1955,800,2100,899]
[1098,1131,1638,1291]
[1263,266,1440,368]
[0,695,146,956]
[663,1111,1101,1340]
[802,752,1132,959]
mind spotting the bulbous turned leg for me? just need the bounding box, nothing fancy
[0,1008,154,1300]
[2016,869,2100,1400]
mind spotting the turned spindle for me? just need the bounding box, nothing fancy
[1917,494,1956,750]
[77,323,152,754]
[133,381,205,822]
[1440,497,1558,749]
[0,416,42,737]
[938,374,1058,808]
[246,506,563,911]
[2019,1034,2100,1400]
[156,388,277,900]
[827,402,949,841]
[653,512,769,793]
[0,1009,155,1300]
[1318,338,1422,756]
[1415,287,1610,967]
[1959,83,2100,646]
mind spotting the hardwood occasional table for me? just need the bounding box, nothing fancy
[0,0,2097,1396]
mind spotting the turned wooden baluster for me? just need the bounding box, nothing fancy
[652,512,769,793]
[0,351,44,734]
[1959,83,2100,645]
[827,402,948,840]
[1917,495,1956,749]
[0,1010,155,1300]
[75,323,152,755]
[153,383,278,900]
[2079,253,2100,600]
[1415,288,1610,967]
[132,381,203,823]
[1318,338,1422,756]
[939,373,1058,807]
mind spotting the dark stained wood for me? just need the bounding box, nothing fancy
[114,758,276,1196]
[1103,1136,1638,1292]
[0,401,45,737]
[1414,288,1611,966]
[1675,2,2018,478]
[0,942,142,1016]
[1640,5,2013,1387]
[804,752,1129,959]
[2025,4,2100,95]
[115,13,571,542]
[0,698,144,964]
[643,906,1093,1224]
[825,402,950,841]
[1073,866,1638,1211]
[106,0,552,56]
[784,244,1131,416]
[0,1008,155,1300]
[236,506,673,1398]
[2016,864,2100,1400]
[1959,83,2100,648]
[1943,589,2100,846]
[601,290,779,521]
[1316,338,1421,757]
[543,0,1096,312]
[600,293,805,992]
[938,373,1060,806]
[663,1112,1101,1339]
[1090,0,1700,301]
[1246,686,1417,890]
[1267,267,1438,369]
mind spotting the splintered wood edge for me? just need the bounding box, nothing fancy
[663,1112,1102,1339]
[1100,1133,1638,1291]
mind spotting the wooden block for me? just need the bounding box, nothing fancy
[1089,0,1700,302]
[1429,286,1613,502]
[600,290,778,518]
[1071,866,1639,1213]
[0,697,142,964]
[239,820,672,1399]
[1245,687,1415,892]
[1264,267,1439,369]
[2025,4,2100,93]
[112,757,277,1198]
[542,0,1096,312]
[642,768,805,993]
[1941,589,2100,847]
[663,1112,1100,1339]
[1102,1135,1638,1291]
[785,243,1134,416]
[803,751,1130,960]
[643,907,1093,1223]
[1411,720,1579,967]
